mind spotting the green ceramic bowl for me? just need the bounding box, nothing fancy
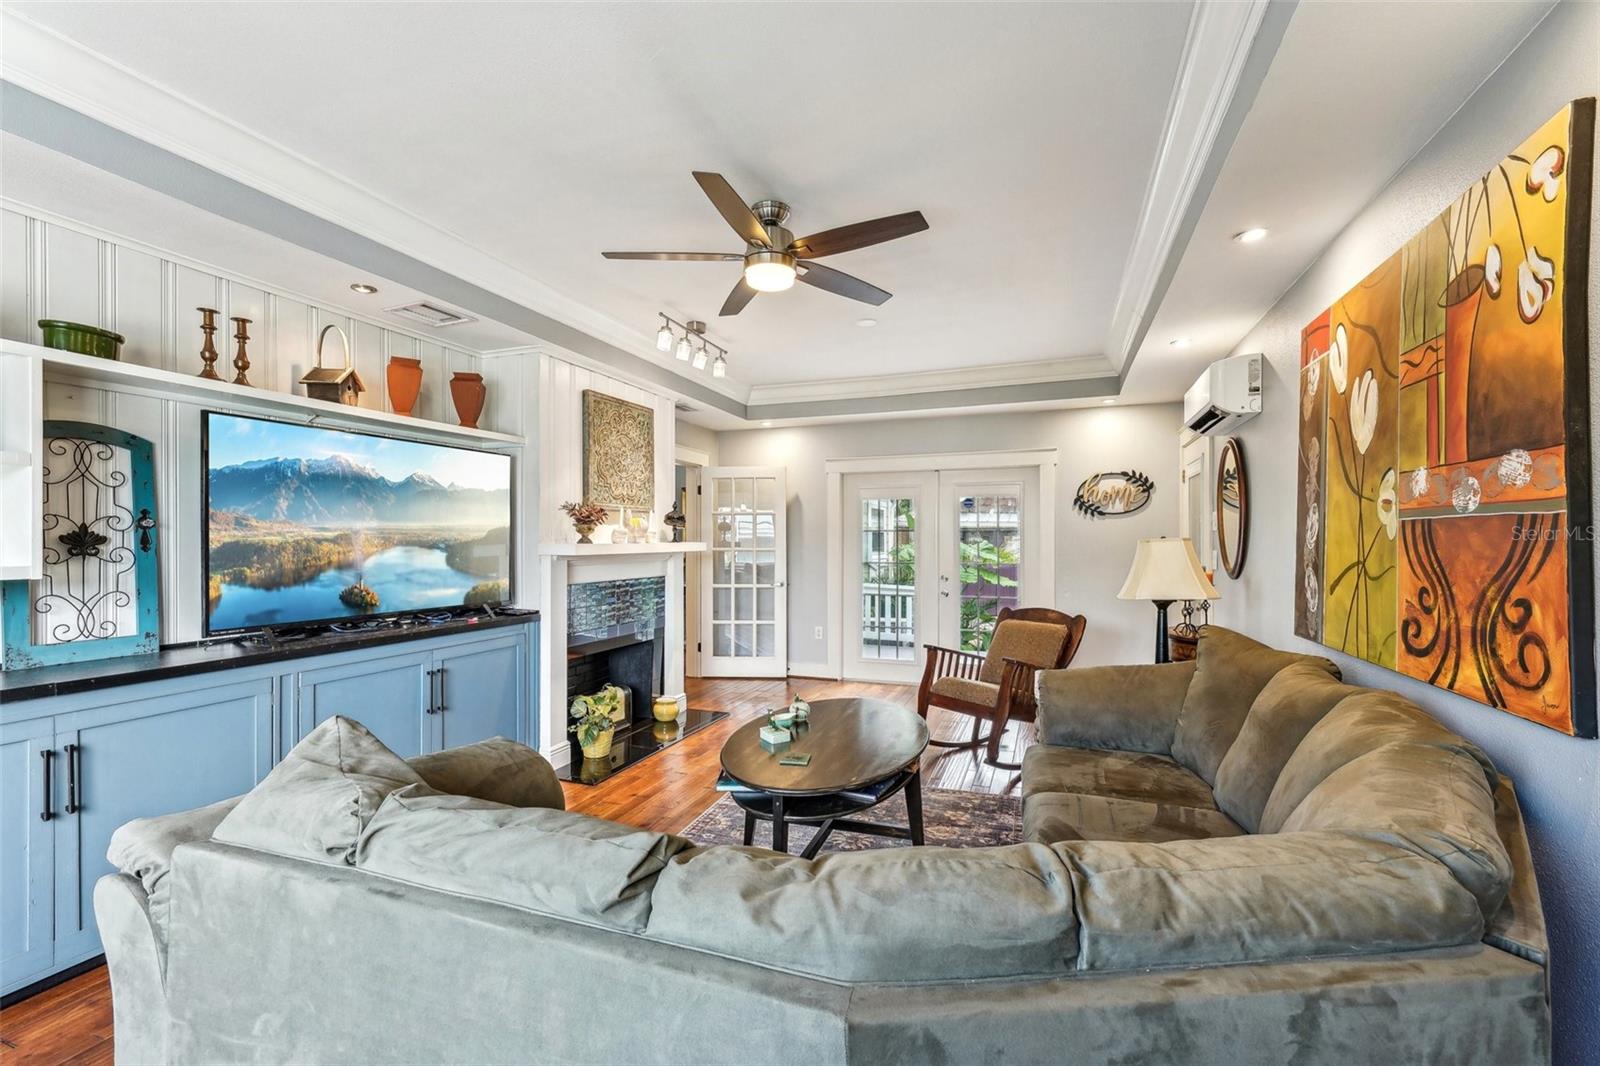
[38,319,126,361]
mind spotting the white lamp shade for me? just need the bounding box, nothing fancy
[1117,537,1218,601]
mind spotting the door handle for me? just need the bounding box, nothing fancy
[64,743,80,814]
[773,581,786,589]
[39,749,53,822]
[425,668,439,714]
[437,667,448,714]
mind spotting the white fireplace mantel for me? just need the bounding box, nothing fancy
[537,544,701,766]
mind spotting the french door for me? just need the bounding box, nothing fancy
[699,467,787,677]
[841,467,1042,683]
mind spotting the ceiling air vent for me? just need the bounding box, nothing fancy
[383,301,477,328]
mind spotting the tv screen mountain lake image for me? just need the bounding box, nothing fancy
[204,415,512,632]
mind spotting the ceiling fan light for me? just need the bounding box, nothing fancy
[692,343,709,371]
[744,251,796,292]
[675,335,693,361]
[656,322,674,352]
[712,353,727,378]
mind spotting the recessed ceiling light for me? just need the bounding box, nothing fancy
[761,420,773,428]
[1170,337,1192,348]
[856,317,878,328]
[350,283,378,294]
[1233,227,1269,244]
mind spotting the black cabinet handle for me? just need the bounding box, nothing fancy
[64,743,80,814]
[425,668,438,714]
[437,667,447,714]
[39,749,53,822]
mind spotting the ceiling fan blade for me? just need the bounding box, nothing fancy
[789,211,928,259]
[796,261,892,306]
[693,172,771,248]
[602,251,743,261]
[720,278,759,316]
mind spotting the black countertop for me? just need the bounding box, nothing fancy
[0,611,539,704]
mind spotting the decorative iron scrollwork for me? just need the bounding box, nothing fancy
[59,522,110,558]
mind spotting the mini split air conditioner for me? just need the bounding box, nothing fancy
[1184,352,1262,435]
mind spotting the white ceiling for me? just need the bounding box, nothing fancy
[4,0,1193,389]
[1122,0,1557,401]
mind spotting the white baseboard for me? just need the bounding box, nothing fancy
[785,661,838,680]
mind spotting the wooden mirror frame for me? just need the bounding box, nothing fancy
[1216,437,1248,579]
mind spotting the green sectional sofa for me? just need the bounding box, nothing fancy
[96,627,1549,1064]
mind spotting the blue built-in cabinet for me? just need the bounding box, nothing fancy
[0,617,537,997]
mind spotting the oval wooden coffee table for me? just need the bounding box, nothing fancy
[720,697,929,858]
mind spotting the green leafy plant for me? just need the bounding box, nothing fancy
[568,688,622,748]
[959,537,1018,651]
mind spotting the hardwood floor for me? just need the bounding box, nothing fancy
[0,675,1033,1065]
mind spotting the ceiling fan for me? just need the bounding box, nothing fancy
[603,172,928,316]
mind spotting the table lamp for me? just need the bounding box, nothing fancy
[1117,537,1218,663]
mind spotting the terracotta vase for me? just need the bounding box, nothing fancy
[449,371,486,428]
[386,356,423,416]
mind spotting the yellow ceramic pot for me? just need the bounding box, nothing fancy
[579,726,615,760]
[652,696,680,722]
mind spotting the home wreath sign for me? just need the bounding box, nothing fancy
[1073,470,1154,518]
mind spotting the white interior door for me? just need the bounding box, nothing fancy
[936,469,1041,651]
[700,467,787,677]
[842,472,939,683]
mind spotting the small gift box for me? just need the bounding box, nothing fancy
[759,724,792,751]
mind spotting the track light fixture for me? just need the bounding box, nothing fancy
[655,314,730,380]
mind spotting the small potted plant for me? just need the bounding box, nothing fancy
[569,694,616,760]
[560,500,609,544]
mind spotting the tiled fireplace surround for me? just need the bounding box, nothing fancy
[567,577,667,724]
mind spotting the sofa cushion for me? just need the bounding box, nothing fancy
[1171,627,1340,785]
[355,786,688,933]
[1058,830,1487,972]
[407,737,565,810]
[930,675,1000,707]
[1021,744,1217,810]
[1023,792,1243,846]
[1272,699,1510,920]
[1034,661,1195,754]
[1211,664,1359,831]
[108,796,242,952]
[212,716,423,865]
[647,842,1077,982]
[980,619,1068,682]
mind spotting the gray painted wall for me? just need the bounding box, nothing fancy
[715,403,1183,670]
[1217,4,1597,1059]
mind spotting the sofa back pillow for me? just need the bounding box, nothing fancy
[212,716,422,864]
[647,842,1078,982]
[1211,665,1359,831]
[407,737,565,810]
[356,786,688,933]
[1171,627,1340,785]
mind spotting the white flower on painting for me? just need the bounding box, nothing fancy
[1301,361,1321,421]
[1330,323,1349,394]
[1526,145,1565,203]
[1305,501,1320,555]
[1376,468,1398,540]
[1451,473,1482,514]
[1498,448,1534,489]
[1408,467,1431,502]
[1517,246,1555,324]
[1304,563,1320,616]
[1304,438,1321,508]
[1349,370,1378,455]
[1484,244,1502,297]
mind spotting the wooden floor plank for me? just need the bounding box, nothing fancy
[0,675,1034,1064]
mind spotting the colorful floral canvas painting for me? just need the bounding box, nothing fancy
[1294,99,1595,737]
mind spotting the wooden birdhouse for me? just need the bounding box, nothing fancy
[300,324,366,406]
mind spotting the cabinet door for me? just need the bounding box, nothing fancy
[52,678,274,967]
[0,719,55,993]
[295,651,431,759]
[434,635,524,751]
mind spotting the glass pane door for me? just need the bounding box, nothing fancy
[842,472,937,683]
[700,467,786,677]
[955,490,1022,650]
[859,497,916,662]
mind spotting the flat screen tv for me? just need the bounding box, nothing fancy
[202,411,513,636]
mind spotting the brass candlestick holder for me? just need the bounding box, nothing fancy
[229,316,254,387]
[196,307,222,380]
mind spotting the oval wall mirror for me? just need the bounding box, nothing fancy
[1216,437,1248,579]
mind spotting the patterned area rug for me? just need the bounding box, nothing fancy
[683,787,1022,853]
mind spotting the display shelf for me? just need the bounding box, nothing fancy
[538,541,707,557]
[4,339,525,447]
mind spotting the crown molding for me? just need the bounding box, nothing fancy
[1102,0,1283,375]
[744,354,1112,406]
[0,10,702,385]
